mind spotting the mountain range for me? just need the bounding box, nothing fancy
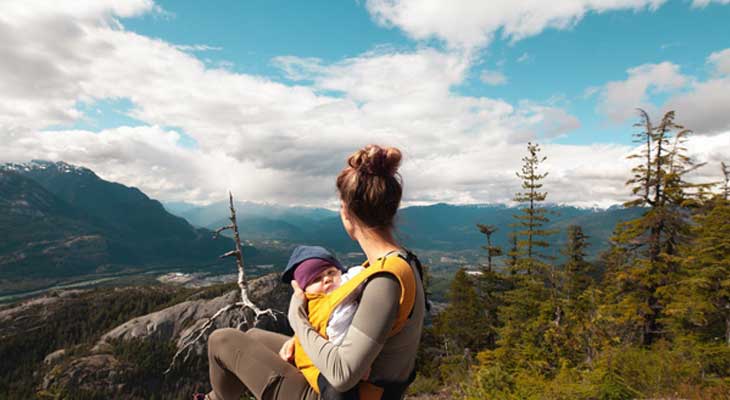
[1,160,644,296]
[0,161,234,295]
[167,201,643,258]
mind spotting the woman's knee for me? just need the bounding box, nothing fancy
[208,327,245,353]
[245,327,268,341]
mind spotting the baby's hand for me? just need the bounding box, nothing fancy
[279,337,295,362]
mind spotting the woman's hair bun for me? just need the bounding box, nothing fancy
[347,144,402,177]
[337,144,403,229]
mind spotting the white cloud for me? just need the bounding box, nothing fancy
[692,0,730,7]
[365,0,666,50]
[708,48,730,76]
[8,0,723,208]
[174,44,222,52]
[531,106,582,138]
[597,62,687,122]
[271,56,324,81]
[583,86,600,99]
[594,50,730,135]
[304,48,470,102]
[516,52,532,63]
[665,77,730,135]
[480,69,508,86]
[662,50,730,134]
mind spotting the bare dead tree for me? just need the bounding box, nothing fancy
[165,192,277,374]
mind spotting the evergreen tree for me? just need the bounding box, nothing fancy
[722,161,729,201]
[434,269,491,352]
[562,225,593,302]
[551,225,599,366]
[493,273,557,373]
[512,142,555,275]
[489,142,563,374]
[602,109,708,346]
[506,231,519,275]
[474,269,512,350]
[474,225,509,349]
[622,110,704,260]
[476,224,502,272]
[665,192,730,346]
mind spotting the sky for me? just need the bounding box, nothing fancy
[1,0,729,208]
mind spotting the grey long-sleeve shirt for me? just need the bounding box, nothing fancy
[288,261,425,393]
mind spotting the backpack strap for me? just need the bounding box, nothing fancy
[395,249,431,315]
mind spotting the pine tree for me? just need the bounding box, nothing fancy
[666,199,730,346]
[562,225,593,302]
[489,142,563,374]
[493,273,554,370]
[553,225,599,366]
[536,226,593,367]
[475,269,512,350]
[476,224,502,272]
[473,224,510,350]
[665,164,730,346]
[623,110,705,260]
[625,108,654,209]
[512,142,554,275]
[434,269,491,352]
[603,109,708,346]
[506,231,519,275]
[722,161,729,201]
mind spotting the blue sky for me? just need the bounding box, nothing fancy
[114,0,730,146]
[1,0,729,207]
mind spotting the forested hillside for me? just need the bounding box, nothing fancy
[414,111,730,399]
[0,161,235,295]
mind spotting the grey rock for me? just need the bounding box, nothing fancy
[94,273,292,353]
[41,354,132,393]
[43,349,66,366]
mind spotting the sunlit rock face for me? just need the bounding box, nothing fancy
[40,274,291,397]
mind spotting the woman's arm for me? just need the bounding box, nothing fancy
[288,273,401,391]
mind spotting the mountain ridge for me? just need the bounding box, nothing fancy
[0,161,235,295]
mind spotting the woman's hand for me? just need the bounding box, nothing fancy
[288,280,310,329]
[279,337,296,362]
[291,280,305,300]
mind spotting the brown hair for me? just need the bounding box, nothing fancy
[336,144,403,230]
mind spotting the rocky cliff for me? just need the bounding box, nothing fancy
[1,274,290,399]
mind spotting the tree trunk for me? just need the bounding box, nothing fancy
[486,234,493,272]
[644,294,660,346]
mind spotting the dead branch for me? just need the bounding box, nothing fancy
[164,192,278,374]
[212,225,234,238]
[220,250,238,258]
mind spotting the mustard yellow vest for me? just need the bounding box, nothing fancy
[293,252,417,399]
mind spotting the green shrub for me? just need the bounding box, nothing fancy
[407,373,441,395]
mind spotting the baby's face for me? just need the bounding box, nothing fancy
[304,266,342,294]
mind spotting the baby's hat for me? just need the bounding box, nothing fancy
[282,245,344,286]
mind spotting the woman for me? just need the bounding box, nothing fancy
[206,144,426,400]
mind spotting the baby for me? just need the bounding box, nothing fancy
[280,245,365,399]
[281,245,364,346]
